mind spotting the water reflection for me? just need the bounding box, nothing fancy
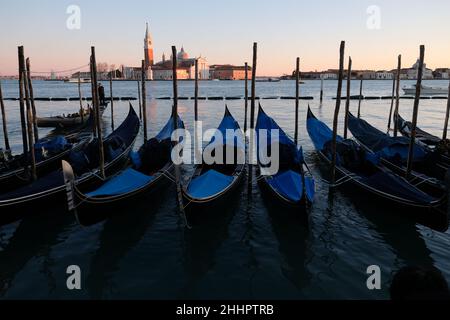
[0,210,75,296]
[86,188,168,299]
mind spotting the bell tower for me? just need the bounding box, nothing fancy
[144,22,154,69]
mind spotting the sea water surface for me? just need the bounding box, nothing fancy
[0,79,449,299]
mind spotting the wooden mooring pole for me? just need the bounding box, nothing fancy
[91,47,105,179]
[89,57,98,138]
[320,75,324,105]
[78,73,84,123]
[344,57,352,139]
[387,64,397,132]
[17,46,29,160]
[357,78,363,118]
[26,58,39,143]
[295,57,300,145]
[330,41,345,186]
[406,46,425,179]
[442,79,450,140]
[110,70,114,131]
[137,80,142,120]
[244,62,249,133]
[0,81,10,151]
[248,43,257,190]
[393,55,402,137]
[141,60,148,142]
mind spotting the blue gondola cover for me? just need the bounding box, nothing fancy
[267,170,304,202]
[87,168,154,197]
[187,169,234,199]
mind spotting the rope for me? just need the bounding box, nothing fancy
[30,64,90,75]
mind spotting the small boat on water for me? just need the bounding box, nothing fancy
[403,84,448,96]
[65,78,91,84]
[256,77,281,83]
[63,109,183,225]
[257,105,315,210]
[182,107,245,212]
[36,103,109,130]
[0,105,140,224]
[307,107,445,210]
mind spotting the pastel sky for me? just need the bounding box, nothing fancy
[0,0,449,76]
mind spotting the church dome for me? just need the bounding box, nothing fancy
[177,47,189,60]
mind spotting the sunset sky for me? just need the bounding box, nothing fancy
[0,0,449,76]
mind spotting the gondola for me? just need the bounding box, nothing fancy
[182,107,245,212]
[36,102,108,130]
[307,107,445,209]
[63,110,184,225]
[0,128,91,192]
[348,112,449,185]
[396,114,450,160]
[256,105,315,210]
[0,105,140,224]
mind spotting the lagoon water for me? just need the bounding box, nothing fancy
[0,79,449,299]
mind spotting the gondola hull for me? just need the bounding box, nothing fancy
[0,106,140,224]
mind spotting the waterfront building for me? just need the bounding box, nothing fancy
[433,68,450,79]
[209,65,252,80]
[151,47,209,80]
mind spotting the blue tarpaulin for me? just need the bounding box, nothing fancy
[187,169,234,199]
[86,168,154,197]
[267,170,304,202]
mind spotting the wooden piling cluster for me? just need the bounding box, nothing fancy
[17,46,37,181]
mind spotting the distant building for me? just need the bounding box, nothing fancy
[151,47,209,80]
[209,65,252,80]
[434,68,450,79]
[396,59,434,80]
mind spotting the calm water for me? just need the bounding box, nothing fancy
[0,79,449,300]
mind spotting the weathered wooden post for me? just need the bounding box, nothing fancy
[109,70,114,131]
[26,58,39,143]
[320,75,324,105]
[295,57,300,145]
[17,47,29,160]
[194,58,201,164]
[357,77,363,118]
[248,43,257,189]
[0,81,10,151]
[387,66,397,131]
[91,47,105,179]
[406,46,425,179]
[141,60,148,142]
[78,73,84,123]
[172,46,188,225]
[330,41,345,185]
[343,57,352,139]
[393,55,402,137]
[244,62,249,133]
[137,80,142,120]
[442,79,450,140]
[89,57,98,138]
[19,48,36,180]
